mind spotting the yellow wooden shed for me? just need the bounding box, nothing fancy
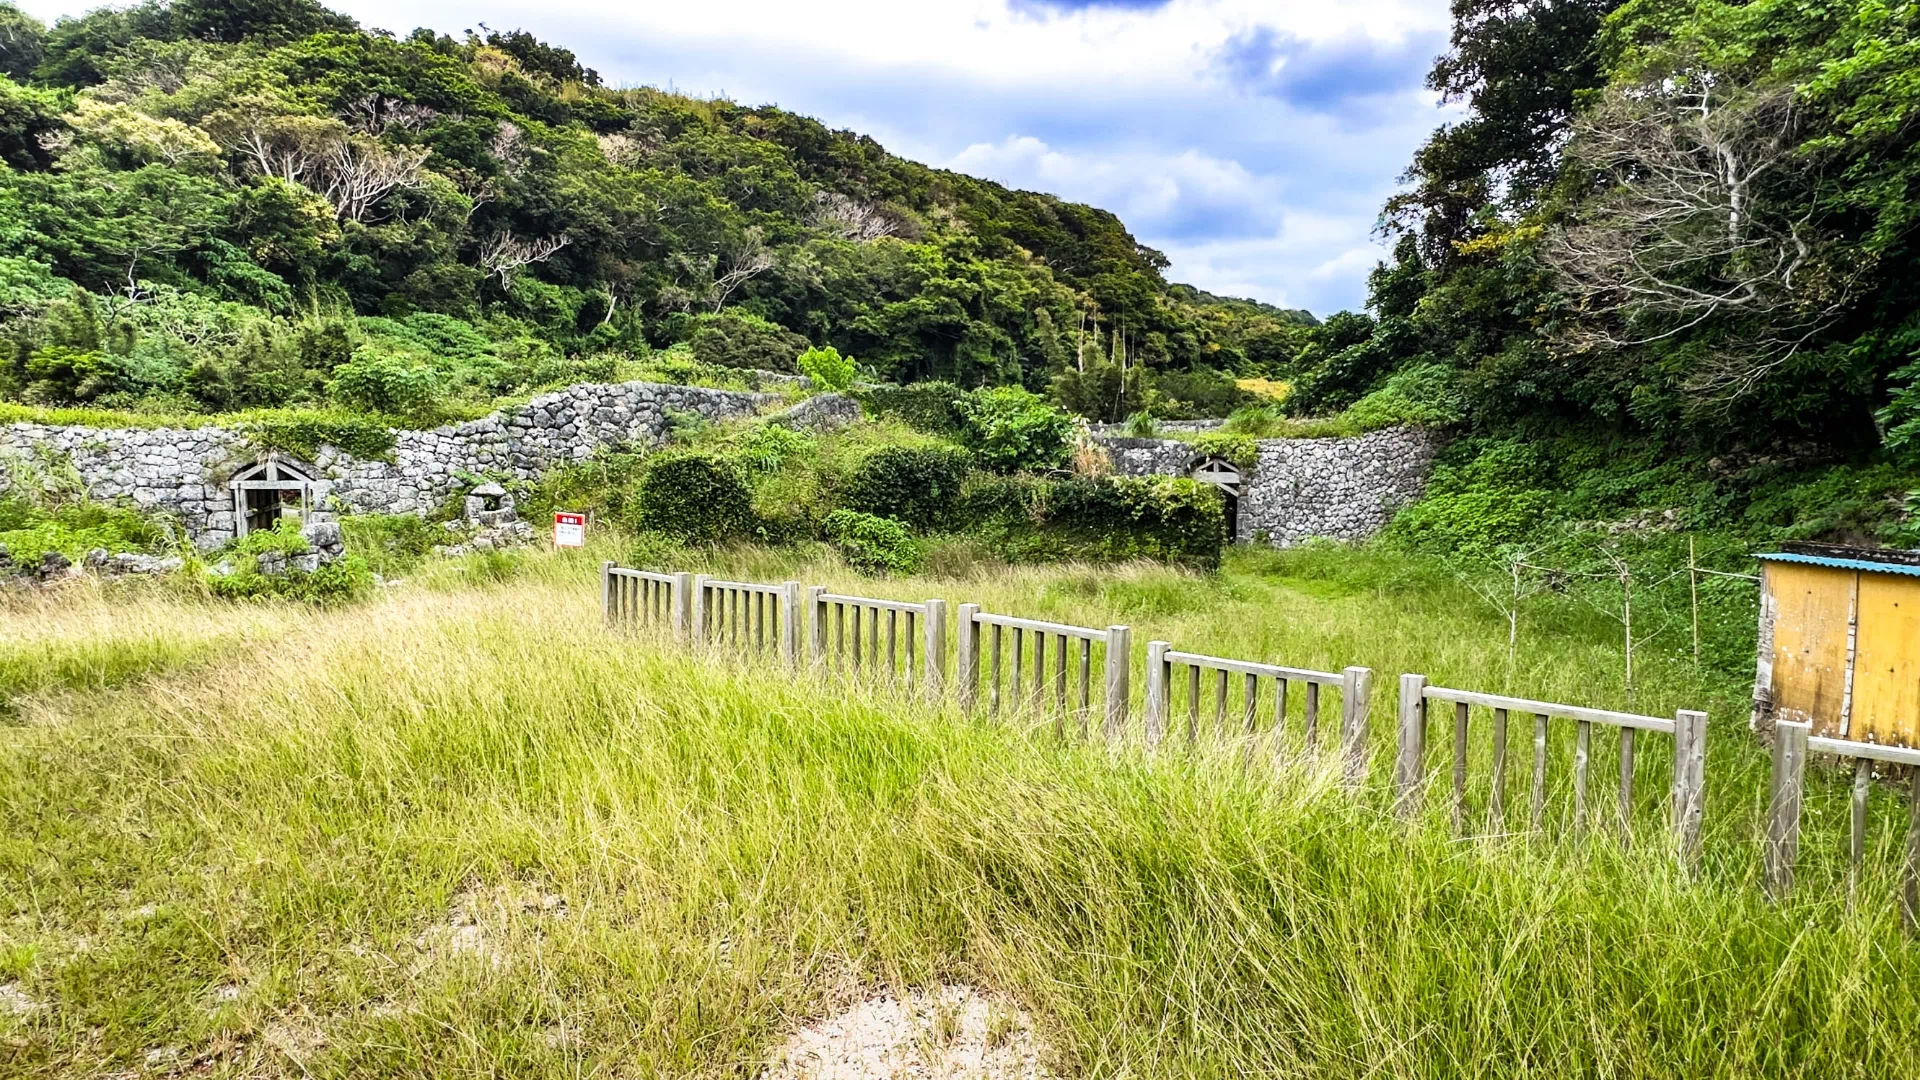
[1754,544,1920,748]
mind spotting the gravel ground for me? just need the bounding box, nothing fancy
[761,986,1051,1079]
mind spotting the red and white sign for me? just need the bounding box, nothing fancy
[553,511,587,548]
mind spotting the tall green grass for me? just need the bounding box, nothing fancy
[0,548,1914,1076]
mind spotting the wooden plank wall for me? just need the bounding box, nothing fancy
[1851,573,1920,746]
[1766,563,1853,731]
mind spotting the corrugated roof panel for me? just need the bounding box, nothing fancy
[1754,552,1920,578]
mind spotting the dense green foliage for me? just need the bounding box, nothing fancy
[0,0,1311,431]
[1281,0,1920,547]
[0,490,170,565]
[953,385,1075,473]
[632,451,753,544]
[963,473,1226,569]
[840,444,972,530]
[849,380,966,435]
[822,507,921,575]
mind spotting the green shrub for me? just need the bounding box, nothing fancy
[960,473,1225,569]
[797,345,856,391]
[1340,362,1466,430]
[207,520,371,605]
[1123,411,1159,437]
[684,311,810,373]
[823,509,922,575]
[955,386,1074,473]
[851,382,965,435]
[840,445,973,530]
[244,410,397,462]
[1187,431,1258,469]
[326,351,441,417]
[634,452,754,543]
[339,513,443,576]
[0,494,172,567]
[727,423,815,476]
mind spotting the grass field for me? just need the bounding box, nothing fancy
[2,541,1916,1077]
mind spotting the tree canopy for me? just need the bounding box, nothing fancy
[0,0,1312,423]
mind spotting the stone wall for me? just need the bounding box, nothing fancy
[0,381,781,549]
[1095,426,1442,546]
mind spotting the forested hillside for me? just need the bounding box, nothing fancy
[0,0,1310,426]
[1290,0,1920,551]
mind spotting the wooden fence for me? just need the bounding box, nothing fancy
[1145,643,1373,784]
[1395,677,1708,863]
[1766,721,1920,927]
[807,588,946,691]
[955,607,1129,738]
[693,574,800,665]
[590,563,1920,920]
[603,564,691,640]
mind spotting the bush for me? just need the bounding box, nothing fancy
[840,445,973,530]
[244,410,397,462]
[326,351,441,417]
[633,452,754,543]
[797,345,856,391]
[960,473,1226,569]
[0,494,172,567]
[206,520,371,605]
[955,386,1074,473]
[339,512,442,576]
[823,509,922,575]
[1187,431,1258,469]
[851,382,966,435]
[683,310,810,373]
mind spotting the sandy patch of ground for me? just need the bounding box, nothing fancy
[761,986,1051,1080]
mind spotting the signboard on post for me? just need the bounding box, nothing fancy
[553,511,587,548]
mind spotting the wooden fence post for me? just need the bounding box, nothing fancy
[691,574,711,642]
[780,581,801,667]
[601,561,615,625]
[923,599,947,694]
[1103,625,1132,740]
[806,586,827,667]
[1395,673,1429,815]
[1341,666,1373,789]
[1765,720,1810,900]
[1143,641,1170,748]
[1671,709,1707,871]
[1904,770,1920,934]
[956,604,980,712]
[670,572,693,643]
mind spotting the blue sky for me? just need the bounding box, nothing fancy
[22,0,1458,316]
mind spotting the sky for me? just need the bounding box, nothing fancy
[21,0,1459,317]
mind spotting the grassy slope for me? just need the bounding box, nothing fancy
[0,544,1915,1077]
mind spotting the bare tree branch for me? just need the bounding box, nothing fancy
[1544,72,1864,405]
[478,231,570,287]
[658,227,778,314]
[809,191,897,242]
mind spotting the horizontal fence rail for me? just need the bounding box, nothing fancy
[807,588,946,692]
[1397,677,1707,867]
[956,607,1129,738]
[602,563,691,640]
[1766,722,1920,927]
[1145,643,1373,784]
[694,575,799,665]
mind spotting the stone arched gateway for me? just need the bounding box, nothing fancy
[1188,455,1246,541]
[227,455,318,538]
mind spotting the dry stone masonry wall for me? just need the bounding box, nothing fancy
[0,381,782,549]
[1097,426,1442,546]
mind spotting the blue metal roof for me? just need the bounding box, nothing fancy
[1755,552,1920,578]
